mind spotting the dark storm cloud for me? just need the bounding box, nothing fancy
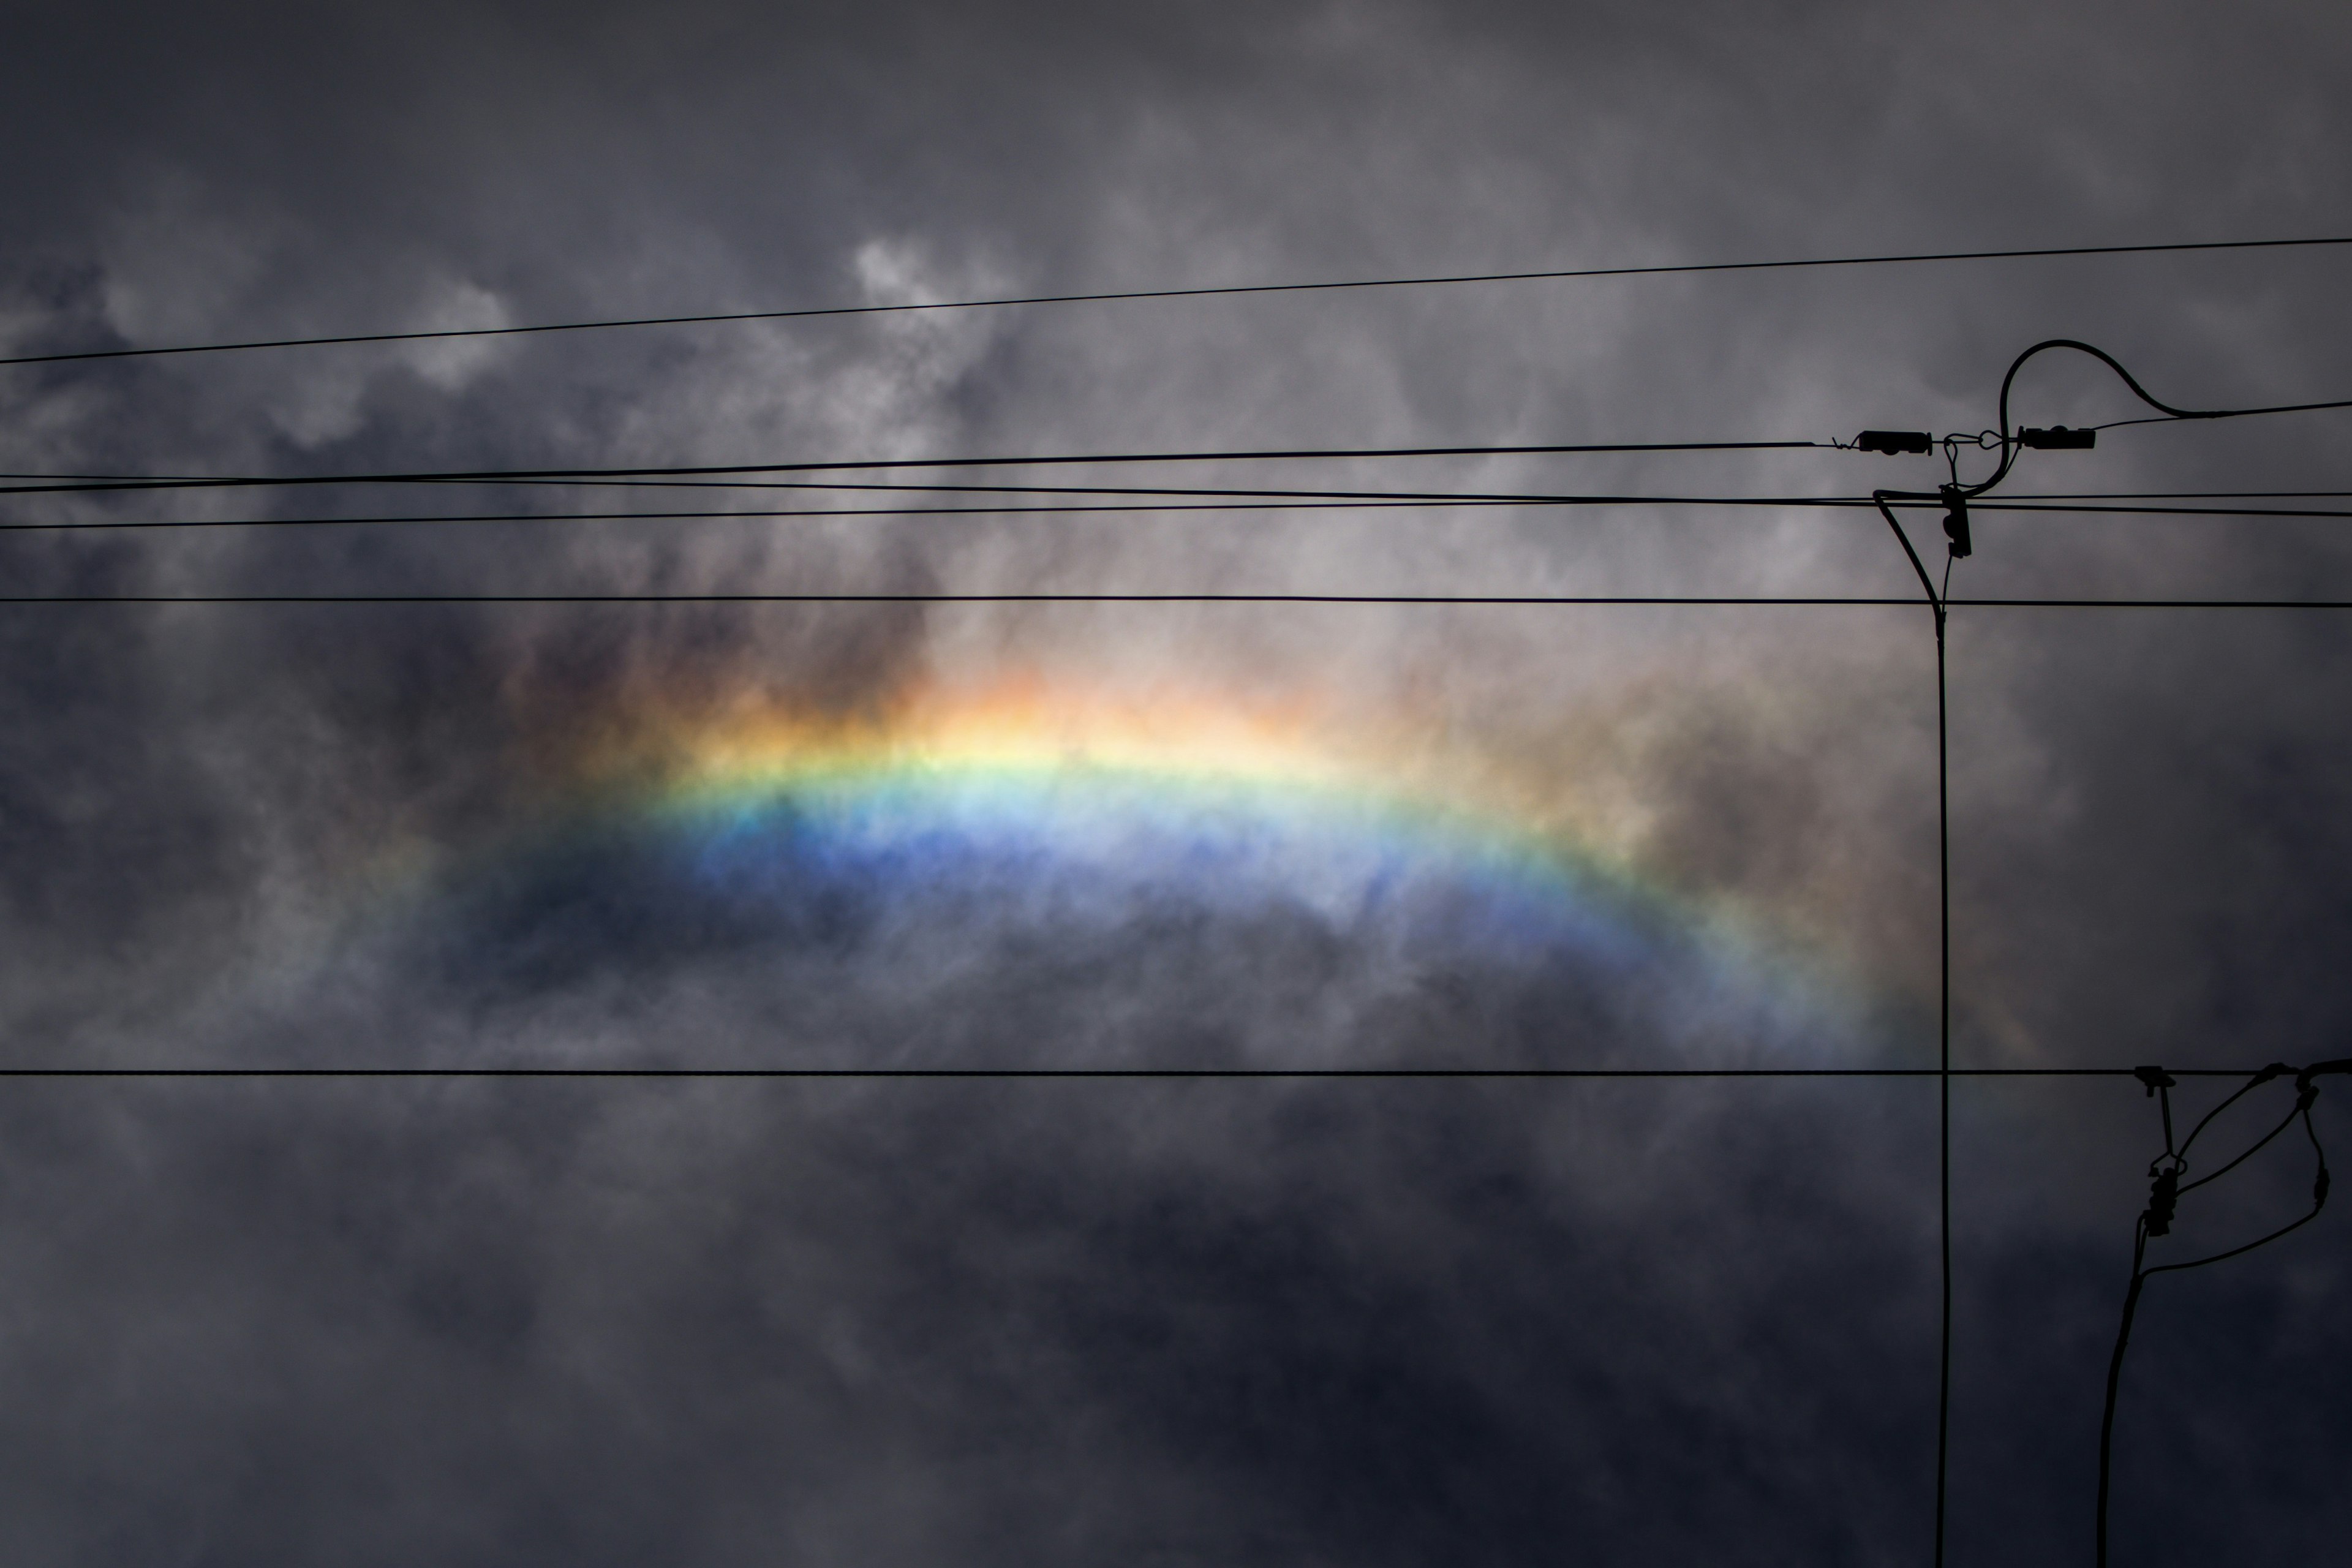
[4,1,2352,1562]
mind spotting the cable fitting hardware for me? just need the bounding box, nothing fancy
[1939,485,1972,559]
[2018,425,2097,450]
[2133,1066,2177,1096]
[1856,429,1933,454]
[2144,1163,2181,1236]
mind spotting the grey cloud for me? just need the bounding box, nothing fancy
[3,1,2351,1562]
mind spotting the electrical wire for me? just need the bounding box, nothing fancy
[2093,401,2352,433]
[10,594,2352,608]
[6,478,1892,513]
[8,326,2352,1568]
[17,495,2352,537]
[2095,1061,2348,1568]
[7,233,2346,370]
[1860,328,2352,1559]
[0,439,1836,500]
[1963,339,2352,497]
[0,592,1937,606]
[1858,484,1958,1568]
[0,1065,2315,1080]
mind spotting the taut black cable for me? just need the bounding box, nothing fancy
[7,234,2346,369]
[14,594,2352,608]
[1860,480,1958,1568]
[15,495,2352,535]
[0,1065,2312,1080]
[0,439,1832,500]
[8,594,2352,608]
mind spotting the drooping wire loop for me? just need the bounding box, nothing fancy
[2096,1059,2346,1567]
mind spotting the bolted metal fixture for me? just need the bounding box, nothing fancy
[2018,425,2097,450]
[1939,484,1972,559]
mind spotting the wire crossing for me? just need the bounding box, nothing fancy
[4,325,2350,1566]
[2095,1062,2348,1567]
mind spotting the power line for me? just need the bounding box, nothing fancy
[0,1065,2304,1080]
[9,348,2345,502]
[0,439,1836,499]
[1965,339,2352,497]
[2095,399,2352,431]
[8,326,2348,1562]
[6,233,2346,369]
[14,496,2352,535]
[2095,1063,2344,1567]
[7,478,1885,512]
[0,593,1922,606]
[4,594,2349,608]
[1859,488,1959,1568]
[0,502,1483,532]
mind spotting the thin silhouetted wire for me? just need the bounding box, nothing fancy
[0,1065,2299,1080]
[1969,340,2352,497]
[1856,486,1957,1568]
[1,592,1919,606]
[4,478,1887,511]
[0,439,1835,499]
[6,594,2351,608]
[2096,1063,2343,1567]
[2176,1095,2307,1196]
[0,502,1493,532]
[2095,399,2352,431]
[1947,337,2352,1555]
[8,234,2346,369]
[14,495,2352,535]
[2174,1066,2291,1164]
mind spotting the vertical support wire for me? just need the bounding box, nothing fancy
[1872,490,1953,1568]
[1935,601,1952,1568]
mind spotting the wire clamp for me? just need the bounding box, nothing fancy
[2019,426,2097,450]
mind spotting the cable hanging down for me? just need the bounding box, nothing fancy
[1851,338,2352,507]
[2095,1060,2350,1568]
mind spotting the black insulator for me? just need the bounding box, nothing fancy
[2146,1166,2180,1237]
[1856,429,1933,454]
[1940,484,1972,559]
[2019,425,2097,450]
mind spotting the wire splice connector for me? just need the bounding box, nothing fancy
[1857,430,1934,454]
[1939,485,1972,559]
[2144,1164,2181,1236]
[2100,1057,2341,1567]
[2019,426,2097,450]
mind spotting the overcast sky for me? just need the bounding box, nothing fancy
[3,2,2351,1564]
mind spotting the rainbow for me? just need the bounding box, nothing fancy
[514,673,1839,998]
[615,675,1609,903]
[329,668,1873,1065]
